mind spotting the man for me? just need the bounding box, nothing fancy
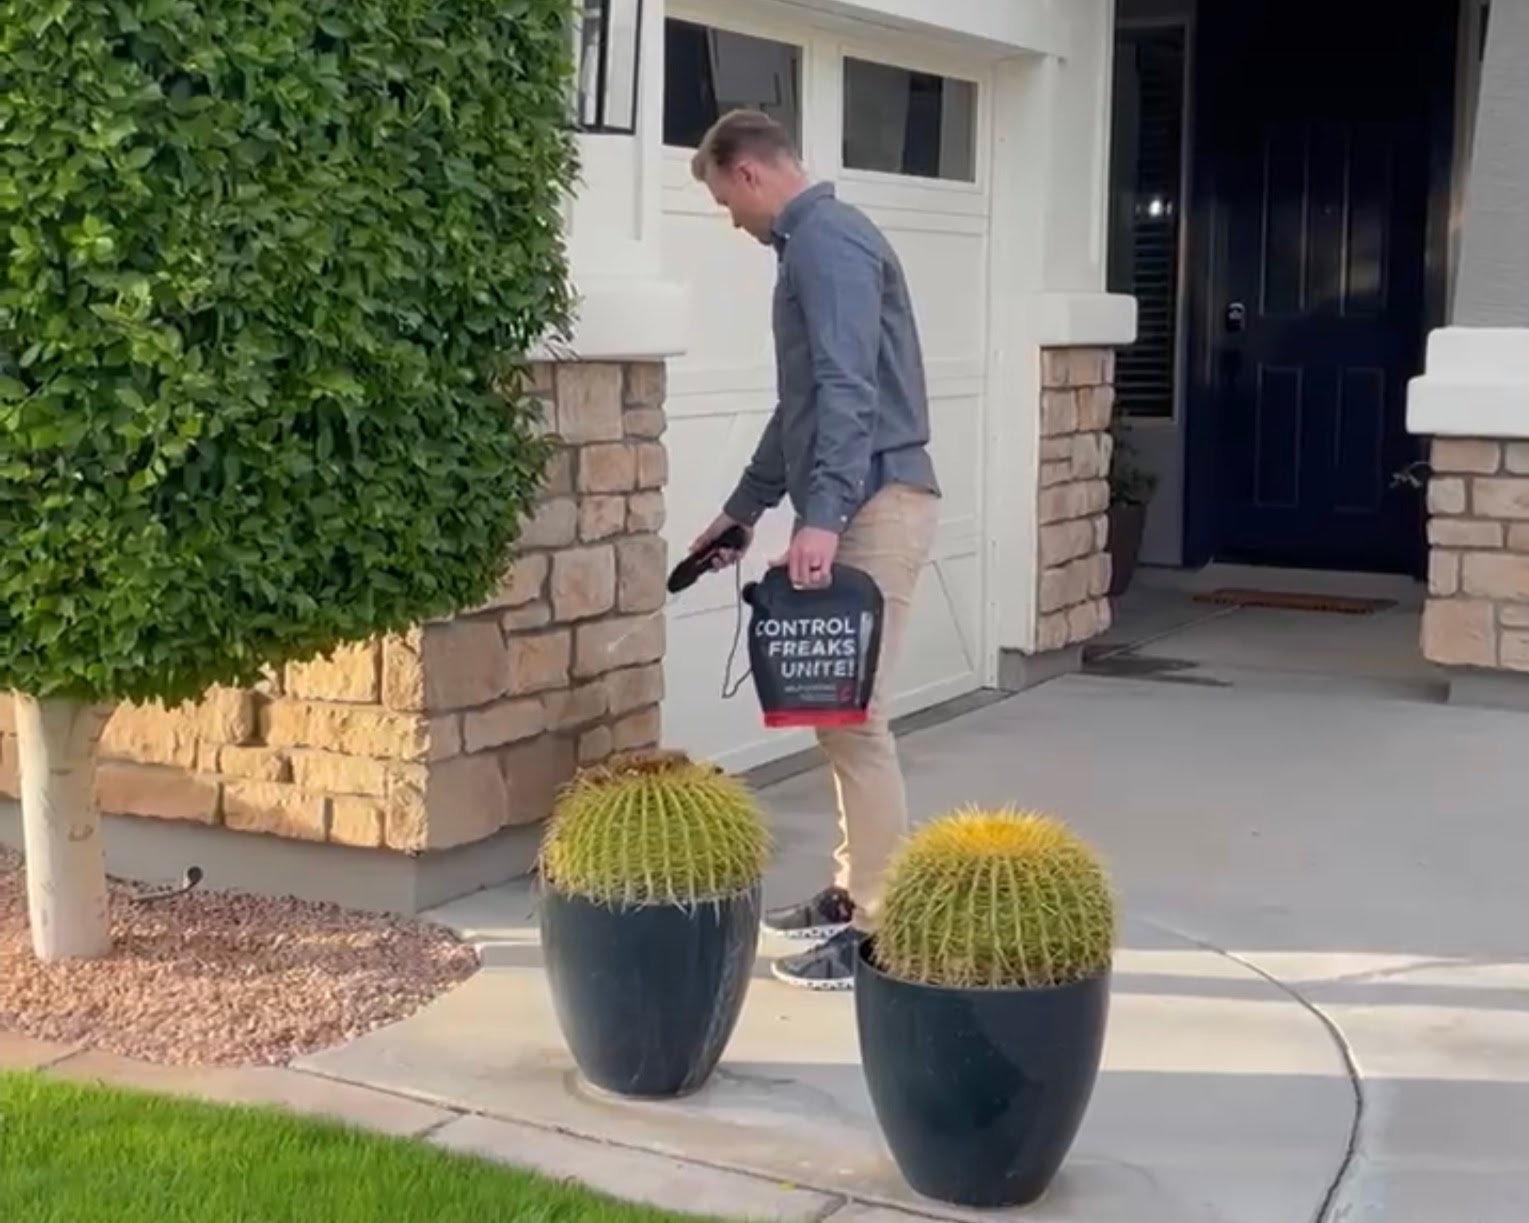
[687,109,941,990]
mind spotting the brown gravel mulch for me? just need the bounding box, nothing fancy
[0,845,479,1067]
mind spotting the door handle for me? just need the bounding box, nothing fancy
[1224,301,1247,333]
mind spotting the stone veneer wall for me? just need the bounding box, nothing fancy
[1421,436,1529,671]
[1033,347,1116,653]
[0,361,667,855]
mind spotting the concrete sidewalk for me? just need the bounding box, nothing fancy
[12,671,1526,1220]
[297,907,1349,1222]
[289,671,1529,1221]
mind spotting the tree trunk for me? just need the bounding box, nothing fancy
[16,695,112,961]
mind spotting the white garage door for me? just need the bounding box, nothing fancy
[658,2,992,772]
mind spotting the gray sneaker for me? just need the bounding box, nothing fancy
[770,926,863,991]
[761,886,856,942]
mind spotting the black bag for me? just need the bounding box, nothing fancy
[736,564,885,729]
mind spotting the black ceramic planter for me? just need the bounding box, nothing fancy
[1107,501,1147,597]
[539,882,760,1098]
[854,938,1110,1208]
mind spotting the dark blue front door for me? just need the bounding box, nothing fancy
[1187,0,1457,574]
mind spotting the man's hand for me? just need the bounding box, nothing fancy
[773,526,839,589]
[691,513,751,571]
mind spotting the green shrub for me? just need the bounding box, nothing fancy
[539,751,773,908]
[0,0,578,705]
[874,807,1116,989]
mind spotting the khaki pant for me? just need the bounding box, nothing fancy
[815,482,939,931]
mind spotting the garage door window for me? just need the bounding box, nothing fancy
[663,20,802,149]
[842,56,976,182]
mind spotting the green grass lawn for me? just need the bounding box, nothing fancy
[0,1070,737,1223]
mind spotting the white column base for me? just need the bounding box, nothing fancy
[531,276,690,364]
[1406,327,1529,438]
[1026,292,1138,348]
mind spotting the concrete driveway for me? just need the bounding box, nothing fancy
[300,670,1529,1221]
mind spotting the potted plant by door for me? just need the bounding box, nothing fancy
[1107,421,1158,597]
[537,749,771,1099]
[854,807,1117,1208]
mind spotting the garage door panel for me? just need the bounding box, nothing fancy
[666,365,776,406]
[838,176,987,219]
[861,208,987,239]
[911,553,972,669]
[922,359,983,394]
[667,392,982,559]
[895,553,982,695]
[655,9,993,768]
[662,411,771,547]
[937,551,984,660]
[881,243,987,360]
[878,227,986,279]
[926,391,981,523]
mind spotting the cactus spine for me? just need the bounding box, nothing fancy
[874,807,1116,989]
[539,750,771,908]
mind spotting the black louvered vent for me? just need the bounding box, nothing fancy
[1108,26,1186,419]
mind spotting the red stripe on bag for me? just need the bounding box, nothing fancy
[763,710,870,729]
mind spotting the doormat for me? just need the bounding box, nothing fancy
[1191,588,1396,615]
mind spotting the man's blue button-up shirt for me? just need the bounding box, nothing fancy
[723,182,940,534]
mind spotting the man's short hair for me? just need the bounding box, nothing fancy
[689,109,799,180]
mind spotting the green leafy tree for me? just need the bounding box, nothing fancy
[0,0,578,959]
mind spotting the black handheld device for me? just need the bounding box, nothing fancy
[667,524,749,594]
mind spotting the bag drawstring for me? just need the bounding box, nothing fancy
[721,561,752,700]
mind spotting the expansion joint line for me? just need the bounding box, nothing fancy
[1135,918,1366,1223]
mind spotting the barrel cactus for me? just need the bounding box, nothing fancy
[538,750,771,908]
[874,807,1116,989]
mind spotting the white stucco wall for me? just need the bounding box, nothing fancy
[1452,0,1529,328]
[1408,0,1529,441]
[550,0,690,361]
